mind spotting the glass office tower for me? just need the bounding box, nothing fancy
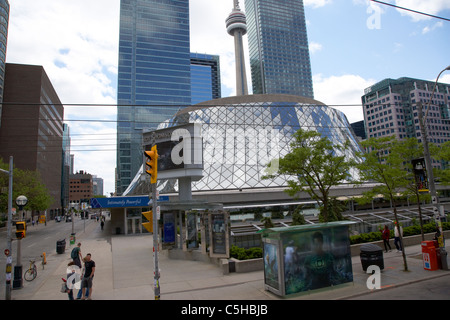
[244,0,314,98]
[116,0,191,194]
[190,53,221,105]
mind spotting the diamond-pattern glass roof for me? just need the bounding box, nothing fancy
[123,96,362,195]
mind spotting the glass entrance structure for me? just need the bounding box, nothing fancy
[123,94,362,195]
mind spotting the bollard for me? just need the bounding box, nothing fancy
[41,252,47,269]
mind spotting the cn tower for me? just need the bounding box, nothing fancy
[225,0,248,96]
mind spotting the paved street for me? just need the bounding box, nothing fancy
[0,216,98,296]
[2,216,450,302]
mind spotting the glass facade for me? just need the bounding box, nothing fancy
[190,53,221,105]
[244,0,314,98]
[123,95,362,195]
[116,0,191,194]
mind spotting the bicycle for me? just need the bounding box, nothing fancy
[24,259,37,281]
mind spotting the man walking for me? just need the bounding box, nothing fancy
[71,243,82,268]
[81,253,95,300]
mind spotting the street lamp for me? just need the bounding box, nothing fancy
[13,195,28,289]
[417,65,450,270]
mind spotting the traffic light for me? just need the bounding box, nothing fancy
[144,145,158,184]
[15,221,26,239]
[142,210,153,233]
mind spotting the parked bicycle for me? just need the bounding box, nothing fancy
[24,259,37,281]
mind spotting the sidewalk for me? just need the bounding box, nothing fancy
[8,220,450,300]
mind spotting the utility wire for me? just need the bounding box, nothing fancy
[370,0,450,22]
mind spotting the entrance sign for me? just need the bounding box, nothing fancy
[90,196,169,209]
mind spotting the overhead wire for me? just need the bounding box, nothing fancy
[370,0,450,22]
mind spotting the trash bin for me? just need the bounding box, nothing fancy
[70,233,76,245]
[422,241,438,271]
[56,239,66,254]
[360,243,384,272]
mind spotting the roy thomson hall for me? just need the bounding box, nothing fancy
[91,95,450,251]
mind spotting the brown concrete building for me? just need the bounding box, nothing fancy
[69,170,93,205]
[0,63,64,217]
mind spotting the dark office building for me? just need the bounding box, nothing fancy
[0,63,64,216]
[190,53,221,104]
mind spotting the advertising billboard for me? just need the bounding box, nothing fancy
[263,222,354,296]
[281,226,353,294]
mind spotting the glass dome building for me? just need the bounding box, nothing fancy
[124,94,362,196]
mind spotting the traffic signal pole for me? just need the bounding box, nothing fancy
[0,156,13,300]
[152,178,160,300]
[418,101,448,270]
[146,132,160,299]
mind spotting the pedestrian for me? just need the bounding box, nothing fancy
[71,242,82,268]
[381,225,391,252]
[65,261,76,300]
[76,256,89,299]
[80,253,95,300]
[394,222,403,252]
[100,220,104,230]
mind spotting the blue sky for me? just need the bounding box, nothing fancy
[5,0,450,195]
[306,1,449,83]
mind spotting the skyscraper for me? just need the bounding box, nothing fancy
[244,0,314,98]
[116,0,191,194]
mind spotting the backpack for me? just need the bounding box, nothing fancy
[71,247,78,259]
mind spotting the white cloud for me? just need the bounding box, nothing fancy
[309,42,323,54]
[7,0,119,195]
[313,74,377,123]
[304,0,333,9]
[395,0,450,22]
[422,21,444,34]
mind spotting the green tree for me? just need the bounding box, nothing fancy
[356,136,409,271]
[291,205,306,226]
[433,140,450,185]
[390,137,431,240]
[264,128,357,222]
[0,158,52,214]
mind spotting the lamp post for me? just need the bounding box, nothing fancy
[13,195,28,289]
[417,65,450,270]
[0,156,13,299]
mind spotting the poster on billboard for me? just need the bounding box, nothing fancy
[263,240,280,291]
[186,212,199,249]
[281,225,353,294]
[163,213,175,247]
[209,212,230,258]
